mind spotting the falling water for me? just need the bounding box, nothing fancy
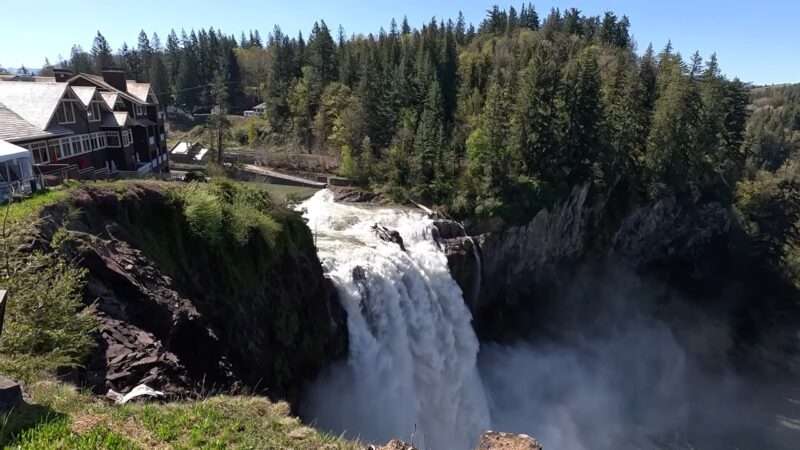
[299,190,490,449]
[453,221,483,312]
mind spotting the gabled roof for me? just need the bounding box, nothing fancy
[253,103,266,109]
[100,91,119,109]
[71,86,98,107]
[0,81,71,130]
[126,81,153,104]
[101,112,132,128]
[69,73,145,105]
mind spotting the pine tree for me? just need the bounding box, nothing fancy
[561,48,603,183]
[603,54,646,181]
[413,80,445,197]
[69,45,93,74]
[511,41,562,181]
[137,30,152,81]
[91,32,113,72]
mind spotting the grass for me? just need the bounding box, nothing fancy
[2,188,69,224]
[1,381,360,450]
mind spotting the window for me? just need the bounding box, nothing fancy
[24,141,50,164]
[121,129,133,147]
[48,140,62,160]
[135,104,146,116]
[57,137,73,158]
[56,101,76,124]
[88,102,102,122]
[81,135,91,153]
[70,136,84,155]
[105,131,121,148]
[90,132,106,151]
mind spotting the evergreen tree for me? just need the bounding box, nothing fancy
[69,45,93,74]
[413,80,445,198]
[91,32,113,72]
[561,48,603,183]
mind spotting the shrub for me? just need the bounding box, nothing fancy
[182,182,224,244]
[0,252,97,382]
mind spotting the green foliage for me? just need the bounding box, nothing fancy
[339,144,356,179]
[0,250,97,383]
[735,160,800,287]
[181,182,224,244]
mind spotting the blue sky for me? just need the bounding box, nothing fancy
[0,0,797,85]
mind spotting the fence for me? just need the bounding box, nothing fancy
[255,151,340,173]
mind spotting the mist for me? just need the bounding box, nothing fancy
[299,191,797,450]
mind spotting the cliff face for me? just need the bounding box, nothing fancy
[34,183,348,403]
[439,184,800,374]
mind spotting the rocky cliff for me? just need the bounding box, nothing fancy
[31,182,348,403]
[437,183,800,373]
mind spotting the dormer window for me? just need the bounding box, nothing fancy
[135,104,146,116]
[88,101,102,122]
[56,101,76,124]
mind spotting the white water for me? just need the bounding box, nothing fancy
[299,190,490,449]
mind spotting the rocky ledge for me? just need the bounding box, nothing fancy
[370,431,542,450]
[32,183,348,403]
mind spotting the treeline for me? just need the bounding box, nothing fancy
[50,28,246,112]
[56,5,755,221]
[735,83,800,287]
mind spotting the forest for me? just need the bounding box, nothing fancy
[34,5,800,285]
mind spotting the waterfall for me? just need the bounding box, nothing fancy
[299,190,490,450]
[453,221,483,312]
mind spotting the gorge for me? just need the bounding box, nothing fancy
[299,187,800,450]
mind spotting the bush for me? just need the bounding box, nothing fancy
[182,182,224,244]
[0,251,97,382]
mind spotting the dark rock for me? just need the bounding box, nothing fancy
[432,219,466,240]
[332,186,383,203]
[0,375,23,412]
[368,440,418,450]
[373,224,406,251]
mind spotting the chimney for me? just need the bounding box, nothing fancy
[101,69,127,92]
[53,68,73,83]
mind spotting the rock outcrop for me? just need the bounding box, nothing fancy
[34,183,348,403]
[476,431,543,450]
[368,431,543,450]
[438,183,737,338]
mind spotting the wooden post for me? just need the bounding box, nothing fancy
[0,289,7,337]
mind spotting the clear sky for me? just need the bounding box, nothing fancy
[0,0,797,85]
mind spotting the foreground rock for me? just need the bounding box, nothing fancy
[369,431,542,450]
[0,375,23,412]
[477,431,542,450]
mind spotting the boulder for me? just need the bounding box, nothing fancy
[373,224,406,251]
[0,375,23,412]
[476,431,543,450]
[367,440,417,450]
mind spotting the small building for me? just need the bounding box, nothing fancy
[243,110,258,117]
[169,141,210,165]
[0,140,35,201]
[253,103,266,115]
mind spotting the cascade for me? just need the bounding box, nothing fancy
[299,190,490,449]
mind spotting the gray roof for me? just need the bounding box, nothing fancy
[71,86,97,107]
[0,101,43,141]
[253,103,266,109]
[0,81,70,130]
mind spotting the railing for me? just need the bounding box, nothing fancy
[116,171,181,181]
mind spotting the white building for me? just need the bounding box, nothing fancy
[0,140,36,202]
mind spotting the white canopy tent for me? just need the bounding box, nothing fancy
[0,140,35,201]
